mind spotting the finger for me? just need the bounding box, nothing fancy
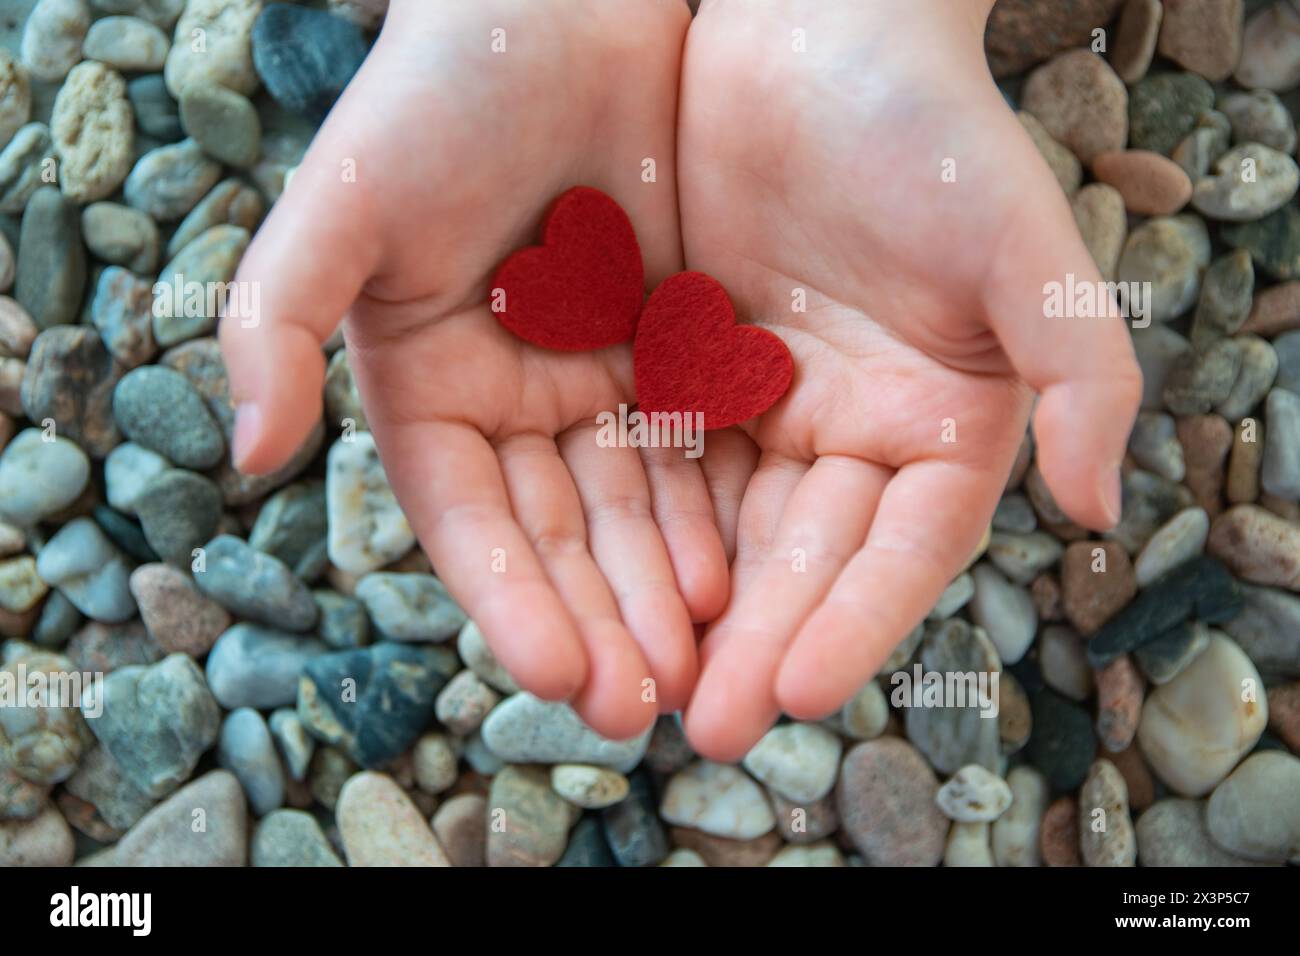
[559,428,698,713]
[697,427,760,562]
[496,433,656,740]
[638,442,729,623]
[776,460,1001,718]
[371,420,587,702]
[982,141,1142,531]
[684,456,887,762]
[221,101,382,475]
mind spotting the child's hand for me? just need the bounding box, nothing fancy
[220,0,726,739]
[679,0,1143,760]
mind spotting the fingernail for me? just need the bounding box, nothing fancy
[1102,467,1123,528]
[232,403,261,472]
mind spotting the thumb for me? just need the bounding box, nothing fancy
[219,113,379,475]
[982,153,1143,531]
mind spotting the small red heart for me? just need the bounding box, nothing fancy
[634,271,794,430]
[490,186,644,350]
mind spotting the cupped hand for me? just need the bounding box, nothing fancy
[220,0,728,738]
[678,0,1143,759]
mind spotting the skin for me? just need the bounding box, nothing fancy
[222,0,1142,758]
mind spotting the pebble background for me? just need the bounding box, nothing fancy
[1,0,1299,867]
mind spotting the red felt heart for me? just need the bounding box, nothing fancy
[634,271,794,430]
[490,186,644,350]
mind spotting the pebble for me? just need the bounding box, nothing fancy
[62,744,153,832]
[164,0,262,97]
[551,764,630,809]
[0,51,30,152]
[1222,89,1296,153]
[1028,689,1097,790]
[992,492,1037,534]
[267,708,313,782]
[298,642,457,767]
[0,297,34,357]
[969,563,1036,664]
[667,826,781,867]
[50,61,133,204]
[991,765,1047,867]
[1243,280,1300,336]
[1227,418,1262,505]
[1192,249,1255,348]
[1206,750,1300,862]
[1039,625,1094,701]
[410,732,457,794]
[206,622,326,710]
[248,482,327,582]
[36,517,135,622]
[354,572,467,642]
[1128,71,1215,155]
[126,73,180,140]
[1091,149,1191,216]
[81,204,159,276]
[115,770,246,865]
[1096,654,1144,752]
[769,840,846,867]
[1021,50,1127,164]
[1117,214,1211,323]
[741,722,840,803]
[30,590,81,648]
[998,669,1033,752]
[1268,681,1300,750]
[324,349,367,430]
[338,770,450,866]
[1040,795,1082,866]
[643,715,694,775]
[1136,797,1262,865]
[769,788,837,844]
[1131,324,1190,409]
[0,801,74,865]
[1171,107,1232,180]
[134,469,221,566]
[1134,506,1209,586]
[0,427,88,526]
[1,750,49,820]
[0,650,86,784]
[434,668,499,736]
[153,225,251,346]
[158,336,235,439]
[90,268,155,370]
[103,441,168,516]
[487,764,572,867]
[179,83,260,168]
[1127,411,1184,480]
[1078,758,1137,866]
[84,653,220,798]
[903,619,1002,774]
[837,679,889,740]
[481,692,651,774]
[218,707,283,817]
[1235,0,1300,90]
[659,761,774,839]
[312,589,369,649]
[1207,503,1300,588]
[1262,388,1300,500]
[1218,335,1277,421]
[836,737,948,867]
[987,531,1062,585]
[1112,0,1162,84]
[1192,143,1299,222]
[1222,205,1300,280]
[130,563,227,658]
[326,432,415,574]
[251,809,342,867]
[601,770,668,866]
[23,327,124,459]
[1279,331,1300,392]
[16,188,87,331]
[252,3,369,122]
[306,746,355,810]
[67,618,160,674]
[1060,540,1136,634]
[0,124,53,215]
[1157,0,1243,81]
[113,365,223,468]
[984,0,1125,77]
[935,764,1012,822]
[123,139,222,222]
[1177,413,1234,515]
[167,177,264,258]
[20,0,90,82]
[194,534,318,630]
[1071,182,1127,282]
[1136,632,1267,796]
[1163,339,1241,415]
[1018,111,1081,194]
[432,793,486,867]
[83,15,170,72]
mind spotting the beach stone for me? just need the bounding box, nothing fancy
[1191,250,1254,349]
[770,841,846,867]
[1022,50,1127,164]
[1111,743,1157,812]
[103,441,168,516]
[0,427,88,526]
[992,765,1047,867]
[1028,689,1097,790]
[83,14,169,71]
[1092,149,1191,216]
[1235,0,1300,90]
[903,619,1002,774]
[21,326,122,457]
[36,517,135,622]
[1117,214,1211,323]
[1128,72,1215,156]
[83,653,220,798]
[252,3,369,122]
[1163,339,1241,415]
[251,809,341,866]
[1262,388,1300,501]
[1112,0,1162,84]
[0,297,34,357]
[769,788,837,845]
[1039,625,1094,702]
[194,535,317,630]
[134,469,220,566]
[0,750,48,820]
[0,650,85,784]
[1018,111,1081,194]
[667,826,781,866]
[969,563,1036,664]
[179,83,260,167]
[410,732,456,794]
[248,479,326,579]
[1079,758,1137,866]
[432,793,486,867]
[124,138,221,221]
[1171,107,1233,179]
[21,0,90,82]
[486,764,570,867]
[126,73,180,140]
[354,572,467,643]
[1243,280,1300,336]
[112,365,222,468]
[1157,0,1243,81]
[1279,331,1300,392]
[130,563,227,658]
[165,0,262,97]
[987,531,1062,585]
[306,746,354,810]
[0,124,52,215]
[1222,205,1300,280]
[999,669,1033,752]
[643,715,694,775]
[1060,540,1136,634]
[1228,417,1265,503]
[0,801,73,865]
[167,177,264,258]
[312,589,368,649]
[16,188,87,332]
[217,707,283,817]
[90,268,155,370]
[1218,335,1277,421]
[550,764,629,810]
[326,432,414,575]
[30,590,81,648]
[157,336,234,437]
[1132,323,1190,409]
[337,770,450,866]
[206,623,325,710]
[297,642,457,768]
[1127,411,1184,480]
[993,493,1037,534]
[1040,796,1082,866]
[1136,797,1262,865]
[66,618,160,674]
[0,51,30,152]
[1134,506,1209,587]
[1137,632,1267,796]
[935,764,1012,822]
[836,737,947,867]
[837,679,889,740]
[1177,413,1234,515]
[1207,503,1300,588]
[323,348,367,430]
[267,708,312,781]
[62,744,153,832]
[153,225,251,346]
[1268,681,1300,749]
[81,203,159,275]
[1205,750,1300,862]
[881,620,925,673]
[481,693,651,772]
[114,770,245,865]
[50,61,133,204]
[984,0,1125,77]
[599,770,667,866]
[1074,183,1129,280]
[1192,143,1299,222]
[1096,654,1144,752]
[434,668,498,736]
[928,573,976,622]
[741,723,839,804]
[89,0,184,30]
[1222,89,1296,153]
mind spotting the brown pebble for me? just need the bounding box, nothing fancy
[1040,796,1082,867]
[1095,654,1144,752]
[1158,0,1244,82]
[1260,493,1300,522]
[129,562,231,657]
[1022,50,1129,164]
[1092,150,1193,216]
[1107,743,1156,812]
[1226,417,1264,504]
[1176,413,1233,517]
[669,826,783,867]
[432,792,486,867]
[1241,281,1300,337]
[1031,572,1063,622]
[0,297,36,359]
[1071,183,1128,279]
[1206,504,1300,589]
[1266,682,1300,752]
[1060,540,1138,634]
[998,670,1033,753]
[1112,0,1163,84]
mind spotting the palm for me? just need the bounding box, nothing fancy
[677,0,1137,759]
